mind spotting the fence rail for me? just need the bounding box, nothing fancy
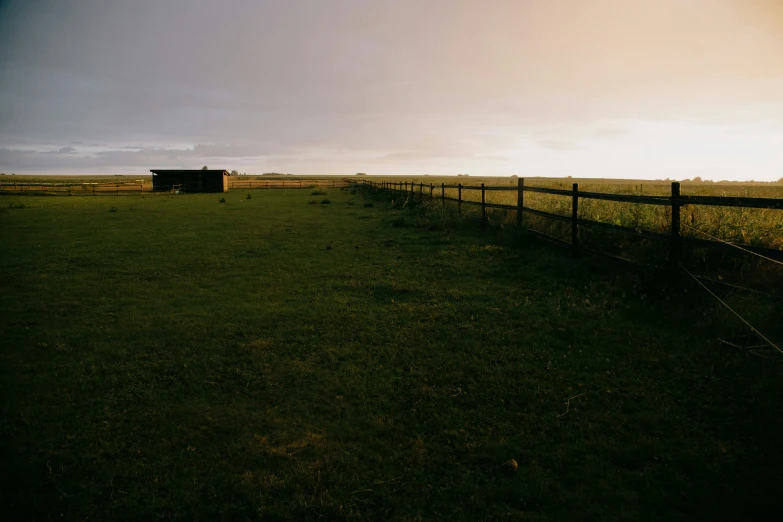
[0,183,147,196]
[0,179,351,195]
[359,179,783,265]
[229,179,351,189]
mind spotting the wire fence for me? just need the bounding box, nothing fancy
[359,179,783,357]
[360,179,783,265]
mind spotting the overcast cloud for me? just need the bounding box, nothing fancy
[1,0,782,179]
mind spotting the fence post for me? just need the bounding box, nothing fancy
[411,181,414,200]
[481,183,487,225]
[458,183,462,215]
[430,183,433,201]
[419,182,423,202]
[441,183,445,208]
[517,178,524,226]
[670,181,681,269]
[571,183,579,255]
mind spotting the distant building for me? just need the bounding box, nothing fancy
[150,169,229,192]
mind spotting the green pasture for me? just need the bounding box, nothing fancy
[1,187,782,520]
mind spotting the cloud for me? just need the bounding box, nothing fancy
[536,139,583,151]
[0,144,288,171]
[382,148,466,161]
[1,1,782,178]
[37,146,78,155]
[190,143,282,158]
[381,135,481,161]
[592,128,629,139]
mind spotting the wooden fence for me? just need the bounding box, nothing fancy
[229,179,351,189]
[359,179,783,266]
[0,179,351,195]
[0,182,147,196]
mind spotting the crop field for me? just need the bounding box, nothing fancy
[2,187,783,520]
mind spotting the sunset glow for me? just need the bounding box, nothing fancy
[1,0,782,180]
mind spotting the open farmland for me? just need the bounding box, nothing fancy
[1,187,783,520]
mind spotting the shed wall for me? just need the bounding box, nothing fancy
[151,171,228,193]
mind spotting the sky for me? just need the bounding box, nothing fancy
[0,0,782,180]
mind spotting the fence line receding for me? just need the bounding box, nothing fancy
[359,179,783,267]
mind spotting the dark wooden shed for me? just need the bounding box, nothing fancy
[150,169,229,193]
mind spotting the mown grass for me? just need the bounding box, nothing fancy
[1,188,782,520]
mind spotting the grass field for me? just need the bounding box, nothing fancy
[5,174,782,251]
[2,187,783,520]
